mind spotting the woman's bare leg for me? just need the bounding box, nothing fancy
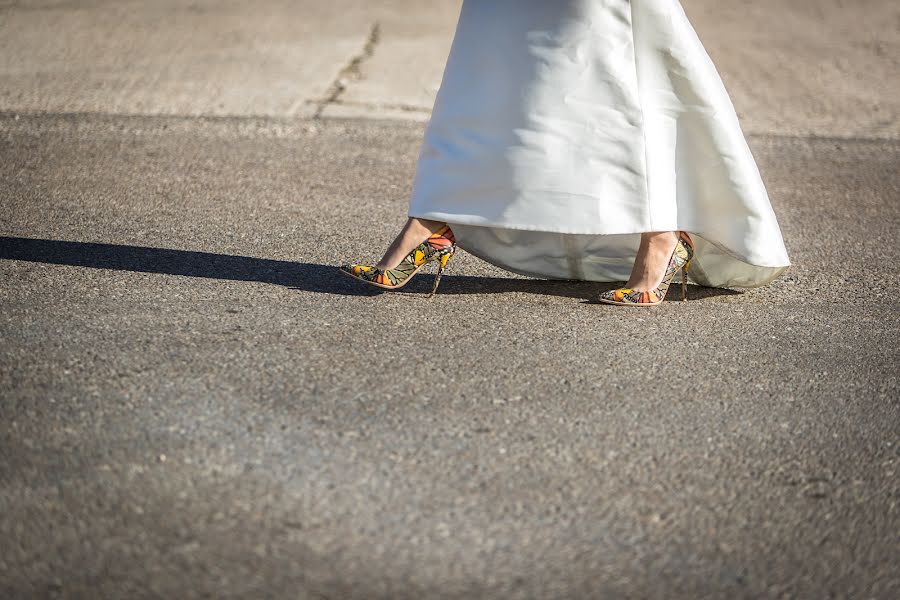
[375,217,447,270]
[625,231,679,291]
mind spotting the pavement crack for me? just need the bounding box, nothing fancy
[312,22,381,119]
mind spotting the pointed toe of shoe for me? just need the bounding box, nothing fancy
[596,288,628,303]
[339,263,384,287]
[339,263,370,277]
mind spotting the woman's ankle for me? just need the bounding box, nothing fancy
[624,231,678,290]
[375,218,448,269]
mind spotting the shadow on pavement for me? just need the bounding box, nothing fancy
[0,236,740,300]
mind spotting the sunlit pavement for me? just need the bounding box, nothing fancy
[1,2,898,598]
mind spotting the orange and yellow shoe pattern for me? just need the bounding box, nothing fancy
[597,231,695,306]
[339,225,456,293]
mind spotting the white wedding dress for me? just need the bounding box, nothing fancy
[407,0,790,288]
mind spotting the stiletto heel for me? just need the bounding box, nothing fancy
[339,224,457,297]
[679,231,694,302]
[597,231,695,306]
[427,247,455,298]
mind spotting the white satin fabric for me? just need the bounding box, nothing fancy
[408,0,790,288]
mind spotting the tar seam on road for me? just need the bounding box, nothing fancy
[308,22,382,119]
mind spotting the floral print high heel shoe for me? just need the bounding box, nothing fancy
[597,231,695,306]
[339,224,457,297]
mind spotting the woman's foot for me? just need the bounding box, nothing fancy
[624,231,679,291]
[596,231,693,306]
[339,220,457,296]
[375,217,448,269]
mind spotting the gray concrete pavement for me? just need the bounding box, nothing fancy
[1,0,899,598]
[0,0,462,121]
[1,0,897,136]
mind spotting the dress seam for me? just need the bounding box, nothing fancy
[628,2,655,231]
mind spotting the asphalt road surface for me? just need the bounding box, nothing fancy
[2,111,898,599]
[1,1,899,598]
